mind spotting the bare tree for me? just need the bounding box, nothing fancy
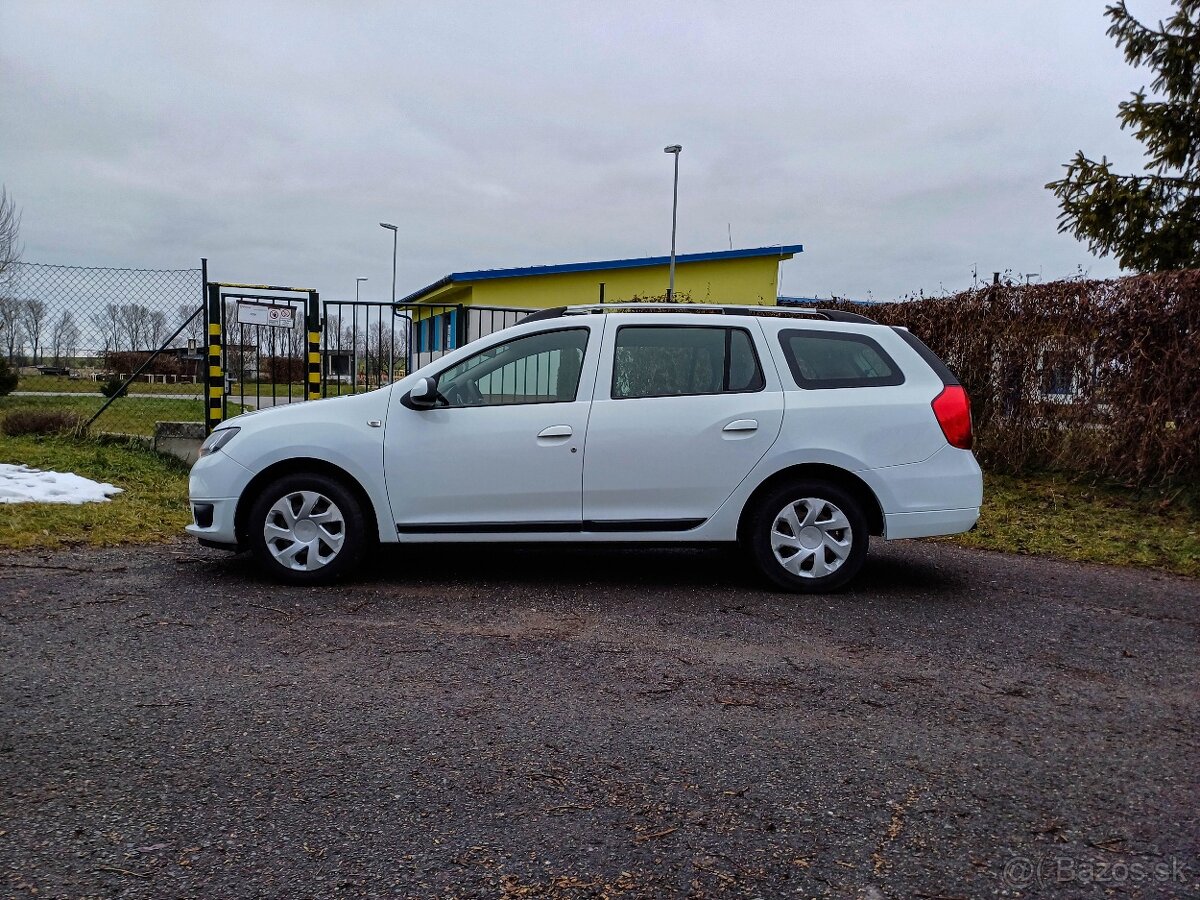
[366,315,402,385]
[176,303,204,349]
[116,302,150,350]
[90,304,121,355]
[0,188,23,364]
[52,310,79,365]
[0,295,22,362]
[319,312,360,383]
[148,309,168,348]
[222,298,255,383]
[281,316,305,384]
[20,298,47,365]
[0,187,20,291]
[324,313,353,350]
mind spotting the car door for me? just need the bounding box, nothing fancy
[582,319,784,527]
[385,322,601,531]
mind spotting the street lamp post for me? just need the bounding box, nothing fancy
[356,277,368,302]
[664,144,682,301]
[379,223,398,303]
[379,221,405,374]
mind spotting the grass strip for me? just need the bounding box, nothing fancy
[0,433,190,550]
[947,471,1199,578]
[0,395,242,437]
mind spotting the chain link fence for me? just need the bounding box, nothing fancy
[0,261,207,436]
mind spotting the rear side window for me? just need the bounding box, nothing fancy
[778,329,904,389]
[613,325,765,399]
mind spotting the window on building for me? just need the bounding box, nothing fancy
[1040,350,1076,397]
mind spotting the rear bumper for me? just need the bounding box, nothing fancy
[860,444,984,540]
[885,506,979,539]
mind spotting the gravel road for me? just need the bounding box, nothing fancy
[2,540,1197,898]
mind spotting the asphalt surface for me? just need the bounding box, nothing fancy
[1,540,1197,899]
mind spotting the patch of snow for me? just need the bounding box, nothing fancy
[0,464,123,505]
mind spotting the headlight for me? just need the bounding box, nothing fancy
[198,427,240,458]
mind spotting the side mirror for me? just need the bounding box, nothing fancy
[408,376,439,409]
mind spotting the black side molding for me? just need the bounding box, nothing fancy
[396,518,705,535]
[396,521,579,534]
[583,518,705,533]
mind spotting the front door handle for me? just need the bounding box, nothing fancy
[723,419,758,433]
[537,425,573,439]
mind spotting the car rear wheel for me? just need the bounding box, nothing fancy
[748,480,869,593]
[248,473,366,584]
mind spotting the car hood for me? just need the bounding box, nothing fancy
[222,389,392,431]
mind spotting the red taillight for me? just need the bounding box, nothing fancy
[931,385,973,450]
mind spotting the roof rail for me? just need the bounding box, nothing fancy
[563,303,728,313]
[518,304,878,325]
[518,306,568,323]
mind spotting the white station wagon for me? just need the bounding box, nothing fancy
[188,305,982,592]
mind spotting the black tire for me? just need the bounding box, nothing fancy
[247,472,368,585]
[747,479,869,593]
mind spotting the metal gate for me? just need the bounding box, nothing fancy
[205,280,536,428]
[205,280,320,432]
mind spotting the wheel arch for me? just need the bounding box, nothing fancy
[234,457,379,547]
[737,463,886,543]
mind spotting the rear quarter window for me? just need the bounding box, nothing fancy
[778,329,905,389]
[892,327,960,386]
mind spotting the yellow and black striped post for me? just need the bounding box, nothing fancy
[205,282,224,432]
[306,291,321,400]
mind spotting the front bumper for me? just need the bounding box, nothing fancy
[186,451,254,548]
[185,497,241,548]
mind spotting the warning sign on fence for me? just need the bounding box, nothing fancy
[237,301,297,328]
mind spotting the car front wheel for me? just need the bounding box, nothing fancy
[248,473,367,584]
[748,480,869,593]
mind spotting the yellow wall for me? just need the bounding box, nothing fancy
[414,255,784,310]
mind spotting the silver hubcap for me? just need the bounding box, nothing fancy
[770,497,853,578]
[264,490,345,571]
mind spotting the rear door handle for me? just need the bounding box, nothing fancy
[723,419,758,433]
[537,425,573,439]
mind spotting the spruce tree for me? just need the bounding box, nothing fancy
[1047,1,1200,271]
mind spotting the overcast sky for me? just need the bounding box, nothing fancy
[0,0,1179,301]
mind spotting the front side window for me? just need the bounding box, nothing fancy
[778,329,904,389]
[612,326,765,399]
[436,328,589,407]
